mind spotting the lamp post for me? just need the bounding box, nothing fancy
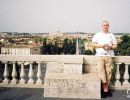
[76,32,79,55]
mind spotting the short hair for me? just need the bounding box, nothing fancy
[102,21,109,25]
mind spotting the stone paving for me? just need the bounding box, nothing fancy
[0,87,129,100]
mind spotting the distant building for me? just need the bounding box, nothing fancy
[0,38,4,43]
[1,46,41,55]
[42,33,49,38]
[49,30,64,38]
[0,32,8,37]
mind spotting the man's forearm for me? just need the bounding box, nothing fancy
[92,43,104,48]
[92,43,118,50]
[111,44,117,49]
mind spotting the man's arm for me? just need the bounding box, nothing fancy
[111,34,118,49]
[92,42,104,48]
[92,42,118,50]
[111,44,118,49]
[104,44,118,51]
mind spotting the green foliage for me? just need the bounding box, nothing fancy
[8,38,15,43]
[41,38,76,54]
[41,36,96,55]
[115,35,130,56]
[112,35,130,84]
[84,49,94,55]
[62,38,76,54]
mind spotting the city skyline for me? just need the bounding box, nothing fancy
[0,0,130,33]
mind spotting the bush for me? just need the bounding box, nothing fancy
[84,49,94,55]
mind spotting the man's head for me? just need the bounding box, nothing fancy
[102,21,109,33]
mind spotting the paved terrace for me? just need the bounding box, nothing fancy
[0,87,129,100]
[0,55,130,99]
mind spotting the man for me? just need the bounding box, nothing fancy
[92,21,117,97]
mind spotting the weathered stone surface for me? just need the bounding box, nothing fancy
[44,56,100,99]
[0,55,83,63]
[83,56,97,73]
[1,55,130,92]
[44,73,101,99]
[46,62,64,74]
[46,63,82,75]
[63,64,82,74]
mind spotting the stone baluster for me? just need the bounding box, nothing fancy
[3,61,10,84]
[11,62,18,84]
[28,62,35,84]
[19,62,26,84]
[36,62,43,85]
[123,63,130,86]
[115,63,121,87]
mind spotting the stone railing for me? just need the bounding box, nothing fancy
[0,55,130,99]
[0,55,82,88]
[83,56,130,90]
[0,55,129,89]
[113,56,130,90]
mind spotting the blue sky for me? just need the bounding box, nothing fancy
[0,0,130,33]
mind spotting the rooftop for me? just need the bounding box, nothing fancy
[2,45,41,48]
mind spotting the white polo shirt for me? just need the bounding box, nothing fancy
[92,31,117,56]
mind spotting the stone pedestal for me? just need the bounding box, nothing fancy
[44,73,101,99]
[44,61,101,99]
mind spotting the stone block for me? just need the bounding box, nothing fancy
[46,62,64,74]
[46,62,82,75]
[44,73,101,99]
[63,64,82,74]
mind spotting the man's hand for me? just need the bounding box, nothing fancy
[103,44,112,51]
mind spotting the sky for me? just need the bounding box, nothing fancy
[0,0,130,33]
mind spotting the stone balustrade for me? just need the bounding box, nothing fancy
[0,55,130,89]
[83,56,130,90]
[0,55,130,99]
[0,55,83,88]
[0,61,44,88]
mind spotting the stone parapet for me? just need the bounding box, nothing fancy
[44,73,101,99]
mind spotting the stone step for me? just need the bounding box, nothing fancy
[44,73,101,99]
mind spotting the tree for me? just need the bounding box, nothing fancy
[115,35,130,56]
[62,38,76,54]
[8,37,15,43]
[84,49,94,55]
